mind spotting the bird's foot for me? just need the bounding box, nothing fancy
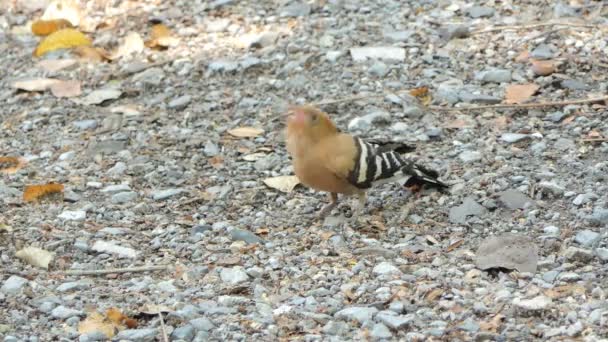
[317,202,337,221]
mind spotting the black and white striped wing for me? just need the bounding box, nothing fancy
[347,137,446,190]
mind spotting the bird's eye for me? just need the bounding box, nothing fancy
[311,114,319,123]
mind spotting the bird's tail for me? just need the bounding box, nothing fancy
[371,151,448,191]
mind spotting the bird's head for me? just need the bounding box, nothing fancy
[285,105,338,141]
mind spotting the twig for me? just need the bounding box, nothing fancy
[471,22,596,35]
[60,265,170,276]
[311,93,391,106]
[582,138,608,143]
[158,312,169,342]
[429,96,608,112]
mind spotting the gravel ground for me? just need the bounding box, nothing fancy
[2,0,608,341]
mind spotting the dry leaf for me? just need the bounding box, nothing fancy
[263,175,300,193]
[446,239,464,252]
[50,80,81,97]
[38,58,78,72]
[208,156,224,168]
[530,60,556,76]
[227,127,264,138]
[41,0,82,27]
[425,288,443,301]
[15,247,55,269]
[320,231,334,241]
[110,32,144,59]
[0,156,26,174]
[544,285,585,299]
[479,314,504,333]
[410,86,428,97]
[515,51,530,63]
[34,28,91,57]
[145,24,179,49]
[31,19,73,36]
[23,183,65,202]
[78,312,116,339]
[504,84,539,104]
[11,78,59,92]
[72,46,111,62]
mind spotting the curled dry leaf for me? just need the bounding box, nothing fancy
[11,78,59,92]
[34,28,91,57]
[23,183,65,202]
[72,46,111,62]
[31,19,73,36]
[110,32,144,60]
[15,247,55,269]
[0,156,26,174]
[530,60,556,76]
[41,0,82,27]
[504,83,540,104]
[145,24,179,49]
[263,175,300,193]
[50,80,81,97]
[227,127,265,138]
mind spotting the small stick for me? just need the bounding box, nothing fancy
[158,312,169,342]
[60,265,170,276]
[311,93,390,106]
[582,138,608,142]
[429,95,608,112]
[471,22,596,35]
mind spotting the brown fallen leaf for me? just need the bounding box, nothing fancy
[15,247,55,269]
[514,50,530,63]
[208,156,224,168]
[31,18,73,36]
[72,46,111,62]
[425,288,443,301]
[34,28,92,57]
[23,183,65,202]
[446,239,464,252]
[504,83,540,104]
[410,86,432,106]
[110,32,144,60]
[530,60,556,76]
[145,24,179,49]
[50,80,81,98]
[263,175,300,193]
[0,156,26,174]
[228,127,265,138]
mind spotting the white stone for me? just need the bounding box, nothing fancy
[58,210,86,221]
[350,47,405,63]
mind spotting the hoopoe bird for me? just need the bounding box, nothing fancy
[285,104,448,223]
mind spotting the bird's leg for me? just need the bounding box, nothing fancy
[317,192,338,219]
[348,192,367,225]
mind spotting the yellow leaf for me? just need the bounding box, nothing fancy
[227,127,265,138]
[31,19,73,36]
[263,176,300,193]
[23,183,65,202]
[34,28,91,57]
[78,312,115,339]
[145,24,179,49]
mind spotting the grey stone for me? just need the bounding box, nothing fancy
[436,79,463,104]
[354,246,397,258]
[56,280,92,292]
[280,2,311,17]
[152,188,184,201]
[475,69,511,83]
[383,30,414,42]
[558,272,581,282]
[371,323,392,339]
[375,311,412,329]
[542,270,560,283]
[111,191,137,204]
[546,111,567,122]
[58,210,86,221]
[554,138,575,151]
[513,295,552,311]
[350,46,405,63]
[91,240,138,258]
[101,184,131,193]
[595,248,608,261]
[230,229,263,244]
[566,321,583,337]
[574,230,600,247]
[132,67,165,85]
[208,60,239,72]
[203,141,220,156]
[368,62,389,77]
[240,57,261,69]
[458,151,482,163]
[372,262,401,275]
[439,24,470,40]
[449,197,487,223]
[458,318,480,332]
[335,306,378,324]
[587,208,608,225]
[498,189,533,210]
[168,95,191,109]
[107,161,127,176]
[88,140,126,155]
[220,267,249,285]
[348,111,391,131]
[79,331,107,341]
[475,233,538,273]
[468,6,494,18]
[561,79,589,90]
[564,247,594,262]
[51,306,83,319]
[538,181,564,197]
[171,325,195,341]
[458,92,502,104]
[403,106,423,118]
[530,44,555,60]
[73,120,98,130]
[543,226,560,236]
[1,276,28,295]
[115,328,158,342]
[501,133,531,144]
[322,321,349,335]
[190,317,215,332]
